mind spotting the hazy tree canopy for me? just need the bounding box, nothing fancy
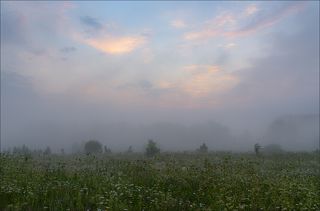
[127,146,133,153]
[145,139,160,157]
[103,145,112,154]
[254,143,261,155]
[12,145,31,156]
[84,140,102,154]
[44,146,51,155]
[198,143,208,153]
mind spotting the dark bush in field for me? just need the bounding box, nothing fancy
[197,143,208,153]
[84,140,102,154]
[145,139,160,157]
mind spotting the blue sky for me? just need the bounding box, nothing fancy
[1,1,319,149]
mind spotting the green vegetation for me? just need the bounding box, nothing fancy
[1,152,319,210]
[254,143,261,156]
[84,140,103,155]
[145,139,160,157]
[197,143,208,153]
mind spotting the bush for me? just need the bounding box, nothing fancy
[43,146,51,155]
[254,143,261,155]
[84,140,102,154]
[197,143,208,153]
[145,139,160,157]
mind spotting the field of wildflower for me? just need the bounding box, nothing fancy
[1,152,319,210]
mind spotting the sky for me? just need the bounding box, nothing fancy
[1,1,319,151]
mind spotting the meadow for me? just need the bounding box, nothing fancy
[1,152,319,210]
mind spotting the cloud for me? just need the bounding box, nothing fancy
[179,65,238,98]
[138,80,153,90]
[184,12,235,40]
[184,2,306,41]
[76,15,148,55]
[141,47,154,63]
[0,7,27,45]
[184,12,237,40]
[92,64,239,108]
[184,30,217,41]
[84,35,146,55]
[226,2,306,37]
[154,64,239,106]
[220,43,236,49]
[207,12,236,28]
[1,1,316,111]
[80,16,102,30]
[120,65,240,108]
[244,4,258,16]
[1,1,75,55]
[60,46,76,53]
[171,19,187,29]
[222,7,319,114]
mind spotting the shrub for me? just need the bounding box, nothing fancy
[198,143,208,153]
[145,139,160,157]
[84,140,102,154]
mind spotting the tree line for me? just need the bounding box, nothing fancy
[3,139,288,157]
[2,139,211,157]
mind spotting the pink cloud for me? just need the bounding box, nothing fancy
[184,2,306,41]
[226,2,306,38]
[179,65,238,97]
[183,12,235,41]
[84,35,146,55]
[244,4,258,16]
[184,30,217,40]
[171,19,187,29]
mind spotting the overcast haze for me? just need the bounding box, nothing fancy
[1,1,319,152]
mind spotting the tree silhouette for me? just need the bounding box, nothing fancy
[84,140,102,154]
[145,139,160,157]
[254,143,261,155]
[44,146,51,155]
[198,143,208,153]
[127,146,133,153]
[104,145,112,154]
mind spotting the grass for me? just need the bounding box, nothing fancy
[1,152,319,210]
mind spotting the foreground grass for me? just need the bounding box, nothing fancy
[1,152,319,210]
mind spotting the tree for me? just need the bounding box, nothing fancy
[12,145,31,156]
[254,143,261,155]
[126,146,133,153]
[198,143,208,153]
[145,139,160,157]
[43,146,51,155]
[104,145,112,154]
[84,140,102,154]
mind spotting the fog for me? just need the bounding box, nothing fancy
[1,79,318,152]
[1,1,319,153]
